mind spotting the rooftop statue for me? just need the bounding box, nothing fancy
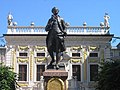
[104,13,110,27]
[45,7,67,69]
[7,12,13,26]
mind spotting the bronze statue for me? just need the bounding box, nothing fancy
[45,7,67,69]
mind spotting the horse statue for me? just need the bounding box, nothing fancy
[45,7,67,69]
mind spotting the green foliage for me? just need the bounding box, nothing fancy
[0,63,18,90]
[96,60,120,90]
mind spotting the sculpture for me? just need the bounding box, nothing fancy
[45,7,67,69]
[7,12,13,26]
[104,13,110,27]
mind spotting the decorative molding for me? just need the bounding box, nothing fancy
[18,58,28,63]
[30,51,34,55]
[18,83,28,87]
[71,46,81,51]
[30,51,33,81]
[35,46,46,51]
[83,48,87,81]
[89,46,99,51]
[12,49,16,72]
[36,57,46,62]
[18,46,29,51]
[71,59,81,63]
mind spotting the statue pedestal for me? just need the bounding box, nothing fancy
[43,69,68,90]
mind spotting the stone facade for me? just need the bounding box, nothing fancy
[1,13,116,90]
[2,24,114,90]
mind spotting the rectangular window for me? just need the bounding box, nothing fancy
[110,52,113,57]
[0,49,6,63]
[72,65,81,81]
[72,53,80,57]
[37,53,45,57]
[89,53,98,57]
[90,64,98,81]
[19,65,27,81]
[19,52,28,57]
[36,65,45,81]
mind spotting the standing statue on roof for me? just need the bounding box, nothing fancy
[7,12,13,26]
[104,13,110,27]
[45,7,67,69]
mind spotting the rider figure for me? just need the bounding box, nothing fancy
[45,7,67,69]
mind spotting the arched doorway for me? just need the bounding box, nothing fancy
[47,78,64,90]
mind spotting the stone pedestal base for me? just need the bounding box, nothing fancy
[43,69,68,90]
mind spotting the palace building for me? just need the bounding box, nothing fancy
[1,13,118,90]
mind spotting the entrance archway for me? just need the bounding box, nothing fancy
[47,78,64,90]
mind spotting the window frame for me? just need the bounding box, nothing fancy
[36,64,45,81]
[72,53,80,57]
[18,64,27,81]
[89,64,99,81]
[72,64,81,81]
[18,51,28,57]
[89,52,99,57]
[110,52,113,57]
[36,52,45,57]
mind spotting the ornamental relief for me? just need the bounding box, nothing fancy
[35,57,46,63]
[70,46,81,52]
[71,59,82,63]
[18,45,29,51]
[17,57,29,63]
[18,83,29,87]
[35,46,46,51]
[89,46,99,51]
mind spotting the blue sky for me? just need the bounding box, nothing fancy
[0,0,120,46]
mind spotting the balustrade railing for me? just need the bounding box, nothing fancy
[7,26,110,35]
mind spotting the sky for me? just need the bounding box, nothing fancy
[0,0,120,46]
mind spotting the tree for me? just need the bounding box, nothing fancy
[0,63,18,90]
[96,60,120,90]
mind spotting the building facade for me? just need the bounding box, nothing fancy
[0,46,6,63]
[110,43,120,60]
[2,14,115,90]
